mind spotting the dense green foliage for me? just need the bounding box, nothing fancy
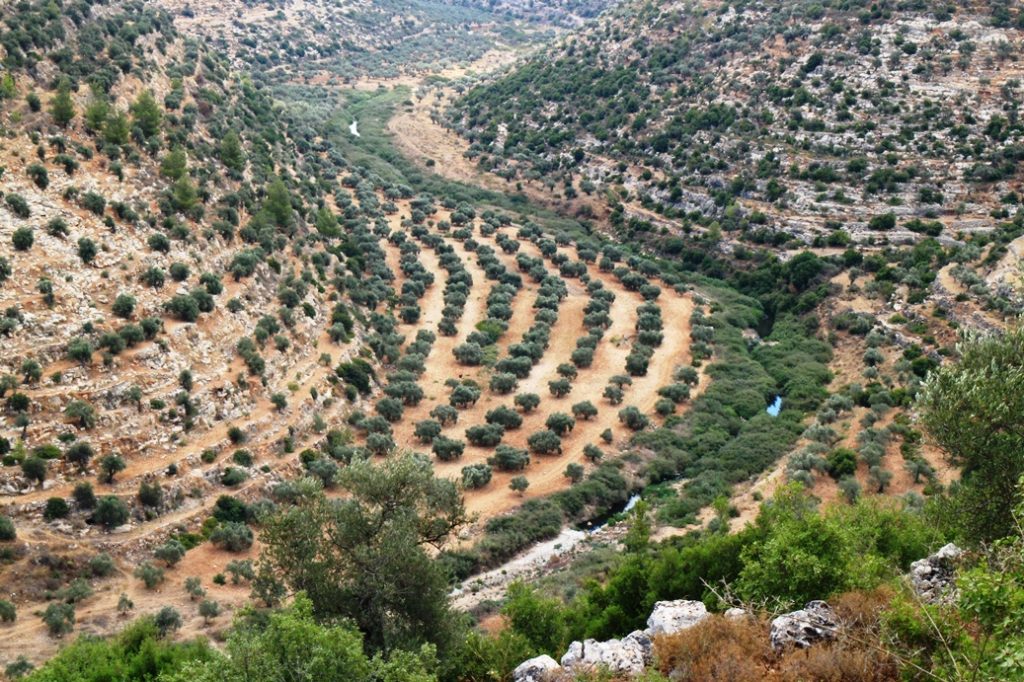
[920,328,1024,544]
[22,618,216,681]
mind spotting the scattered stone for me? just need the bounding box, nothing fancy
[560,633,649,676]
[645,599,709,636]
[725,607,749,620]
[512,655,560,682]
[769,600,839,651]
[910,543,963,604]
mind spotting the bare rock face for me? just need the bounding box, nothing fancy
[910,543,963,604]
[560,631,651,676]
[646,599,709,636]
[512,655,560,682]
[556,600,707,676]
[769,601,839,652]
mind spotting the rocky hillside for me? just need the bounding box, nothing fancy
[450,0,1024,247]
[437,0,1024,514]
[169,0,615,84]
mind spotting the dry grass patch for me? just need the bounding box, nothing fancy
[654,590,900,682]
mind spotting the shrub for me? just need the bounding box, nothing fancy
[6,194,30,219]
[514,393,541,413]
[77,238,98,264]
[485,406,523,430]
[221,467,248,486]
[618,406,650,431]
[509,476,530,495]
[489,445,530,472]
[42,602,74,637]
[572,401,598,420]
[154,606,181,636]
[73,482,96,509]
[466,424,504,447]
[138,480,163,508]
[462,463,493,490]
[43,497,69,521]
[12,227,33,251]
[564,463,585,483]
[0,600,14,623]
[527,430,562,455]
[134,561,165,589]
[81,192,106,216]
[0,515,15,541]
[828,448,858,480]
[154,539,186,567]
[433,436,465,462]
[165,294,200,322]
[414,419,443,444]
[199,599,221,623]
[545,412,576,436]
[868,213,896,231]
[430,404,459,426]
[548,378,573,398]
[112,294,136,319]
[94,496,128,529]
[26,163,48,189]
[89,552,115,577]
[21,456,47,484]
[210,521,254,552]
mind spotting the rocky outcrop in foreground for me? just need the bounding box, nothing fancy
[514,600,708,681]
[910,543,963,604]
[512,545,963,680]
[769,600,838,652]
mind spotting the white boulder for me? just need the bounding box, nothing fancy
[512,655,560,682]
[769,600,838,651]
[645,599,709,636]
[560,631,651,676]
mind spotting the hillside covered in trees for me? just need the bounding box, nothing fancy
[0,0,1022,680]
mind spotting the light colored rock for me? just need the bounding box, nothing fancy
[512,655,560,682]
[560,632,649,676]
[725,607,749,620]
[645,599,709,636]
[769,600,838,651]
[910,543,963,604]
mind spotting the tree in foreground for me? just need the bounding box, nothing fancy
[255,455,466,654]
[920,328,1024,544]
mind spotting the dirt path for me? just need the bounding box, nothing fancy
[388,89,609,221]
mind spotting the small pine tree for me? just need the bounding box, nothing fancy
[49,81,75,128]
[130,90,162,138]
[220,131,244,172]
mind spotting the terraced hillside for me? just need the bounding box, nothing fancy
[449,0,1024,247]
[431,0,1024,522]
[4,0,1022,677]
[0,0,713,659]
[167,0,615,83]
[364,197,700,520]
